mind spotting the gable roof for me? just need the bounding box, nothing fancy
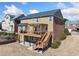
[13,14,25,20]
[22,9,63,20]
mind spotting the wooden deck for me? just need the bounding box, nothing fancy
[19,33,42,38]
[24,22,48,26]
[18,22,48,27]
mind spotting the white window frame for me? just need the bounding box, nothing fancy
[48,16,53,21]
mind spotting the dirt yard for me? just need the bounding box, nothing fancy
[43,31,79,56]
[0,31,79,56]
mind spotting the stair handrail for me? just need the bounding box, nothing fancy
[42,32,52,48]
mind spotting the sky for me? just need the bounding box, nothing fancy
[0,2,79,22]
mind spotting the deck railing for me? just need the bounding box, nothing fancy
[20,30,48,35]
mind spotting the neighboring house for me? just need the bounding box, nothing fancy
[1,14,25,33]
[2,14,15,32]
[65,21,79,32]
[18,9,64,50]
[65,21,72,33]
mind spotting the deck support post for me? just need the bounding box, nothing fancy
[18,35,20,43]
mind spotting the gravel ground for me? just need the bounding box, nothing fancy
[0,32,79,56]
[0,42,41,56]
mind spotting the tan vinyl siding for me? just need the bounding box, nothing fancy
[21,16,53,32]
[38,17,53,32]
[27,25,34,32]
[21,19,32,23]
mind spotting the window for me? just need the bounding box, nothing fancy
[19,26,26,32]
[6,17,8,19]
[32,18,38,22]
[48,16,53,21]
[22,26,26,31]
[11,25,13,31]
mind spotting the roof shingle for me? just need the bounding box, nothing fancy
[22,9,63,20]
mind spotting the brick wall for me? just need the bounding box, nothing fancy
[53,16,64,40]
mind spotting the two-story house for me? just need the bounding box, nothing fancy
[18,9,64,51]
[2,14,15,32]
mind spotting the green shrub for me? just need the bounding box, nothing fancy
[0,32,17,39]
[51,33,66,49]
[0,32,7,36]
[64,28,71,35]
[51,41,61,49]
[0,32,15,36]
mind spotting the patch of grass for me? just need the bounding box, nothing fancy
[51,41,61,49]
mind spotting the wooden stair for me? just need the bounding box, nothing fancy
[33,32,47,49]
[33,32,52,50]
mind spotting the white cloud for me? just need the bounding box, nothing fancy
[56,2,67,9]
[70,2,79,8]
[3,5,24,15]
[62,8,79,16]
[29,9,39,14]
[61,2,79,16]
[58,2,79,20]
